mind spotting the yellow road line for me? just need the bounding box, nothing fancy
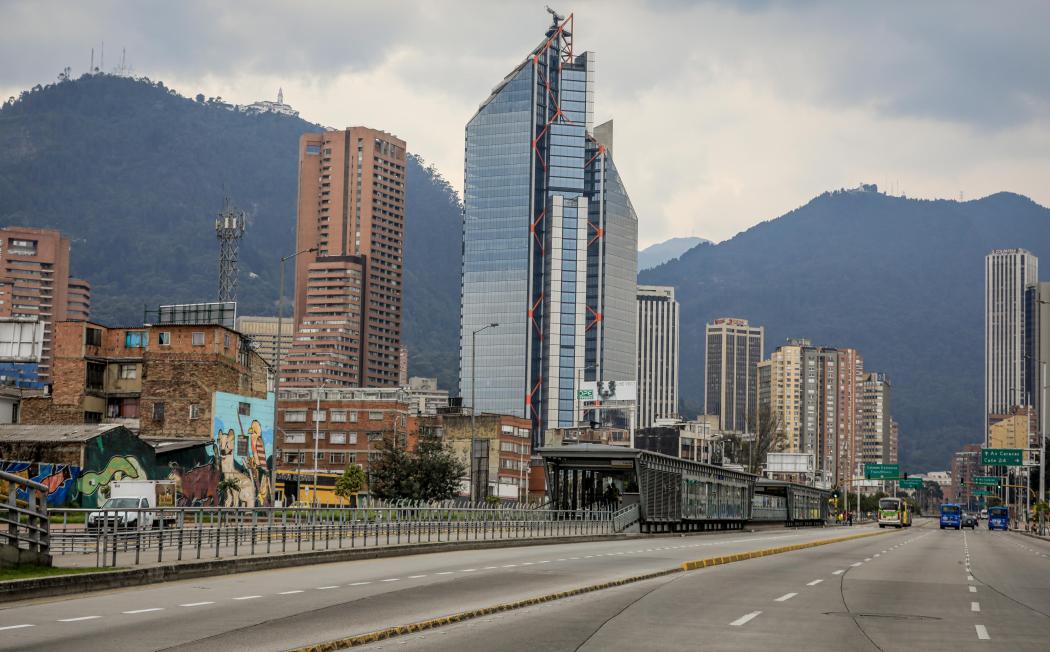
[290,528,893,651]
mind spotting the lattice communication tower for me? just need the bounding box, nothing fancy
[215,197,247,302]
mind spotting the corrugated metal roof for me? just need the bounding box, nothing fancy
[0,423,125,443]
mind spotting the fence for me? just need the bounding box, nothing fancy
[1,469,51,567]
[48,501,618,568]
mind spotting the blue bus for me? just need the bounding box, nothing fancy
[988,506,1009,531]
[940,503,962,530]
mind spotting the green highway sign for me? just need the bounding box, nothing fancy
[972,490,992,496]
[899,478,923,489]
[981,448,1023,466]
[865,463,900,480]
[577,389,594,400]
[973,476,999,486]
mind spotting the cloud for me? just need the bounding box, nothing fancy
[1,0,1048,246]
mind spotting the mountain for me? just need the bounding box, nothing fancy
[640,186,1050,472]
[638,236,710,270]
[0,74,461,391]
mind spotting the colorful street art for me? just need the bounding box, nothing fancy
[0,461,81,506]
[76,455,146,499]
[213,391,275,507]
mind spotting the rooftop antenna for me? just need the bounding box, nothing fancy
[215,194,248,303]
[119,47,126,76]
[546,5,564,24]
[90,48,95,74]
[100,41,104,74]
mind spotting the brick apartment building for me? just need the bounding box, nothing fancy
[950,443,982,508]
[418,412,532,501]
[282,127,406,388]
[21,320,269,438]
[0,226,91,380]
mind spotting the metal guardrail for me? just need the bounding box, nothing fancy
[1,469,51,565]
[49,503,618,568]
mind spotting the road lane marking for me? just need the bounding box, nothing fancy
[851,562,863,567]
[408,575,428,578]
[381,578,400,582]
[971,602,980,612]
[775,592,798,602]
[501,565,517,568]
[521,562,534,565]
[124,607,165,613]
[968,575,974,581]
[0,624,33,631]
[864,558,872,562]
[460,569,477,572]
[349,581,372,585]
[57,616,101,622]
[483,566,498,570]
[833,570,845,575]
[279,590,304,595]
[731,611,762,626]
[975,625,990,640]
[436,572,454,575]
[317,586,339,590]
[179,602,216,607]
[233,596,262,601]
[807,579,823,586]
[969,586,977,593]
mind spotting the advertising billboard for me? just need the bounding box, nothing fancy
[578,380,637,404]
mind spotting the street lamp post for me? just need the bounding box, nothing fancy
[470,323,499,504]
[270,246,316,506]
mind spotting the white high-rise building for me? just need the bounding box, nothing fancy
[984,248,1039,443]
[636,286,679,428]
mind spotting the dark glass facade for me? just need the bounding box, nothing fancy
[460,16,638,447]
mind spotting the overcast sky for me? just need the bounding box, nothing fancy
[2,0,1048,245]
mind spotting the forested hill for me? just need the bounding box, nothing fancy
[641,187,1050,472]
[0,74,461,390]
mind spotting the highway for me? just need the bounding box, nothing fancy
[1,521,1048,651]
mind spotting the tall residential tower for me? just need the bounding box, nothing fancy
[637,286,679,428]
[459,13,638,447]
[704,318,763,433]
[282,127,406,388]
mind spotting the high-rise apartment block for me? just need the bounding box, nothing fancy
[459,13,638,447]
[705,318,763,433]
[0,227,91,380]
[637,286,679,428]
[236,315,294,370]
[282,127,406,388]
[758,338,878,488]
[984,249,1039,442]
[857,372,892,468]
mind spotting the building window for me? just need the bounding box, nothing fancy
[84,411,102,424]
[349,411,358,423]
[285,410,307,423]
[125,331,148,348]
[158,331,171,346]
[367,432,383,442]
[189,404,201,419]
[368,411,383,421]
[330,452,346,465]
[119,364,137,379]
[85,327,102,347]
[314,431,325,441]
[312,410,326,422]
[284,452,304,464]
[224,334,231,348]
[8,238,37,256]
[153,402,165,421]
[284,432,306,444]
[348,432,358,444]
[86,362,104,390]
[192,331,205,346]
[330,432,346,444]
[330,410,347,422]
[238,402,250,416]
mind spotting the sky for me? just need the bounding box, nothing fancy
[2,0,1048,246]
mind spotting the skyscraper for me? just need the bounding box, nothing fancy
[459,12,638,447]
[282,127,406,388]
[637,286,679,428]
[857,372,892,468]
[0,226,91,381]
[985,248,1038,442]
[705,318,763,433]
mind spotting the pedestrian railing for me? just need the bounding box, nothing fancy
[612,504,640,531]
[1,469,51,566]
[48,503,617,568]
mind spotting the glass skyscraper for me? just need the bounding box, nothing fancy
[460,13,638,448]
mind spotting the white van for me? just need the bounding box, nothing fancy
[87,480,177,529]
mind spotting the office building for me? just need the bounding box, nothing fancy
[1036,281,1050,444]
[950,444,982,507]
[705,318,763,433]
[0,227,91,380]
[283,127,406,388]
[985,248,1038,442]
[637,286,678,429]
[236,315,294,370]
[459,12,638,447]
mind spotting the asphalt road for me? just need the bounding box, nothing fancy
[369,519,1050,652]
[0,525,867,651]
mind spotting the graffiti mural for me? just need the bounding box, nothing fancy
[213,391,275,507]
[0,461,81,506]
[76,455,147,500]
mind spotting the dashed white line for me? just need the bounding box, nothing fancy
[775,592,798,602]
[124,607,165,613]
[730,611,762,626]
[57,616,101,622]
[483,566,498,570]
[317,585,339,590]
[850,562,863,567]
[381,578,400,582]
[408,574,428,579]
[460,569,477,572]
[967,575,974,581]
[501,565,517,568]
[975,624,990,640]
[969,586,977,593]
[874,554,880,558]
[807,579,824,586]
[232,596,262,601]
[279,590,304,595]
[436,572,454,575]
[349,581,372,585]
[521,562,534,566]
[179,601,216,606]
[971,602,980,612]
[864,558,872,562]
[832,570,845,575]
[0,624,33,631]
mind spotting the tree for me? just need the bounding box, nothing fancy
[719,406,784,475]
[368,434,466,502]
[334,464,366,506]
